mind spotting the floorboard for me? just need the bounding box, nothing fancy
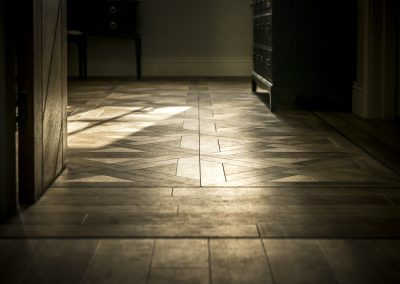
[2,78,400,283]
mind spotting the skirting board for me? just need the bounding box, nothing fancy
[143,58,252,77]
[68,57,252,77]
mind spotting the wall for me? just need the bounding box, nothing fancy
[352,0,368,117]
[397,1,400,119]
[353,0,397,119]
[67,0,252,77]
[0,1,16,221]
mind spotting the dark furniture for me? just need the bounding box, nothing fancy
[251,0,356,111]
[67,31,87,80]
[67,0,142,79]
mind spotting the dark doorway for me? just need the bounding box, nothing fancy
[397,1,400,120]
[0,1,17,221]
[17,0,68,204]
[0,0,69,222]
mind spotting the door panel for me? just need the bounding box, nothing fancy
[42,0,67,188]
[18,0,67,203]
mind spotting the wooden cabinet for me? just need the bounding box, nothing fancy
[67,0,142,78]
[251,0,356,111]
[85,0,142,37]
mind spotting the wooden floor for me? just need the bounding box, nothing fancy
[1,78,400,283]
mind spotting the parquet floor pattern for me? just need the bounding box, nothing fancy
[2,79,400,283]
[61,79,398,187]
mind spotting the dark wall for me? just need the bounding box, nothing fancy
[0,1,16,221]
[397,1,400,119]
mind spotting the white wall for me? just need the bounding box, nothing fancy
[68,0,252,77]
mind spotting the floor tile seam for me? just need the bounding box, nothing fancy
[46,185,400,189]
[16,239,48,284]
[198,91,202,187]
[208,238,213,284]
[224,171,289,184]
[257,224,277,284]
[78,166,195,183]
[67,85,116,130]
[127,168,200,183]
[197,155,282,167]
[221,164,228,182]
[68,100,104,125]
[50,184,400,188]
[222,173,294,186]
[145,239,157,284]
[67,110,141,137]
[209,148,295,157]
[79,239,101,283]
[195,182,400,187]
[224,168,292,181]
[80,213,89,225]
[316,239,342,284]
[3,236,400,240]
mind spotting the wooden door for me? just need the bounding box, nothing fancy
[0,1,17,221]
[18,0,67,203]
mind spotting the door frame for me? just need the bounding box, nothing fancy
[396,0,400,119]
[17,0,44,203]
[17,0,68,204]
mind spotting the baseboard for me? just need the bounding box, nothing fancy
[68,57,252,77]
[142,58,252,77]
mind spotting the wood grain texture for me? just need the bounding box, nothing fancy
[18,0,67,202]
[3,79,400,238]
[1,79,400,283]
